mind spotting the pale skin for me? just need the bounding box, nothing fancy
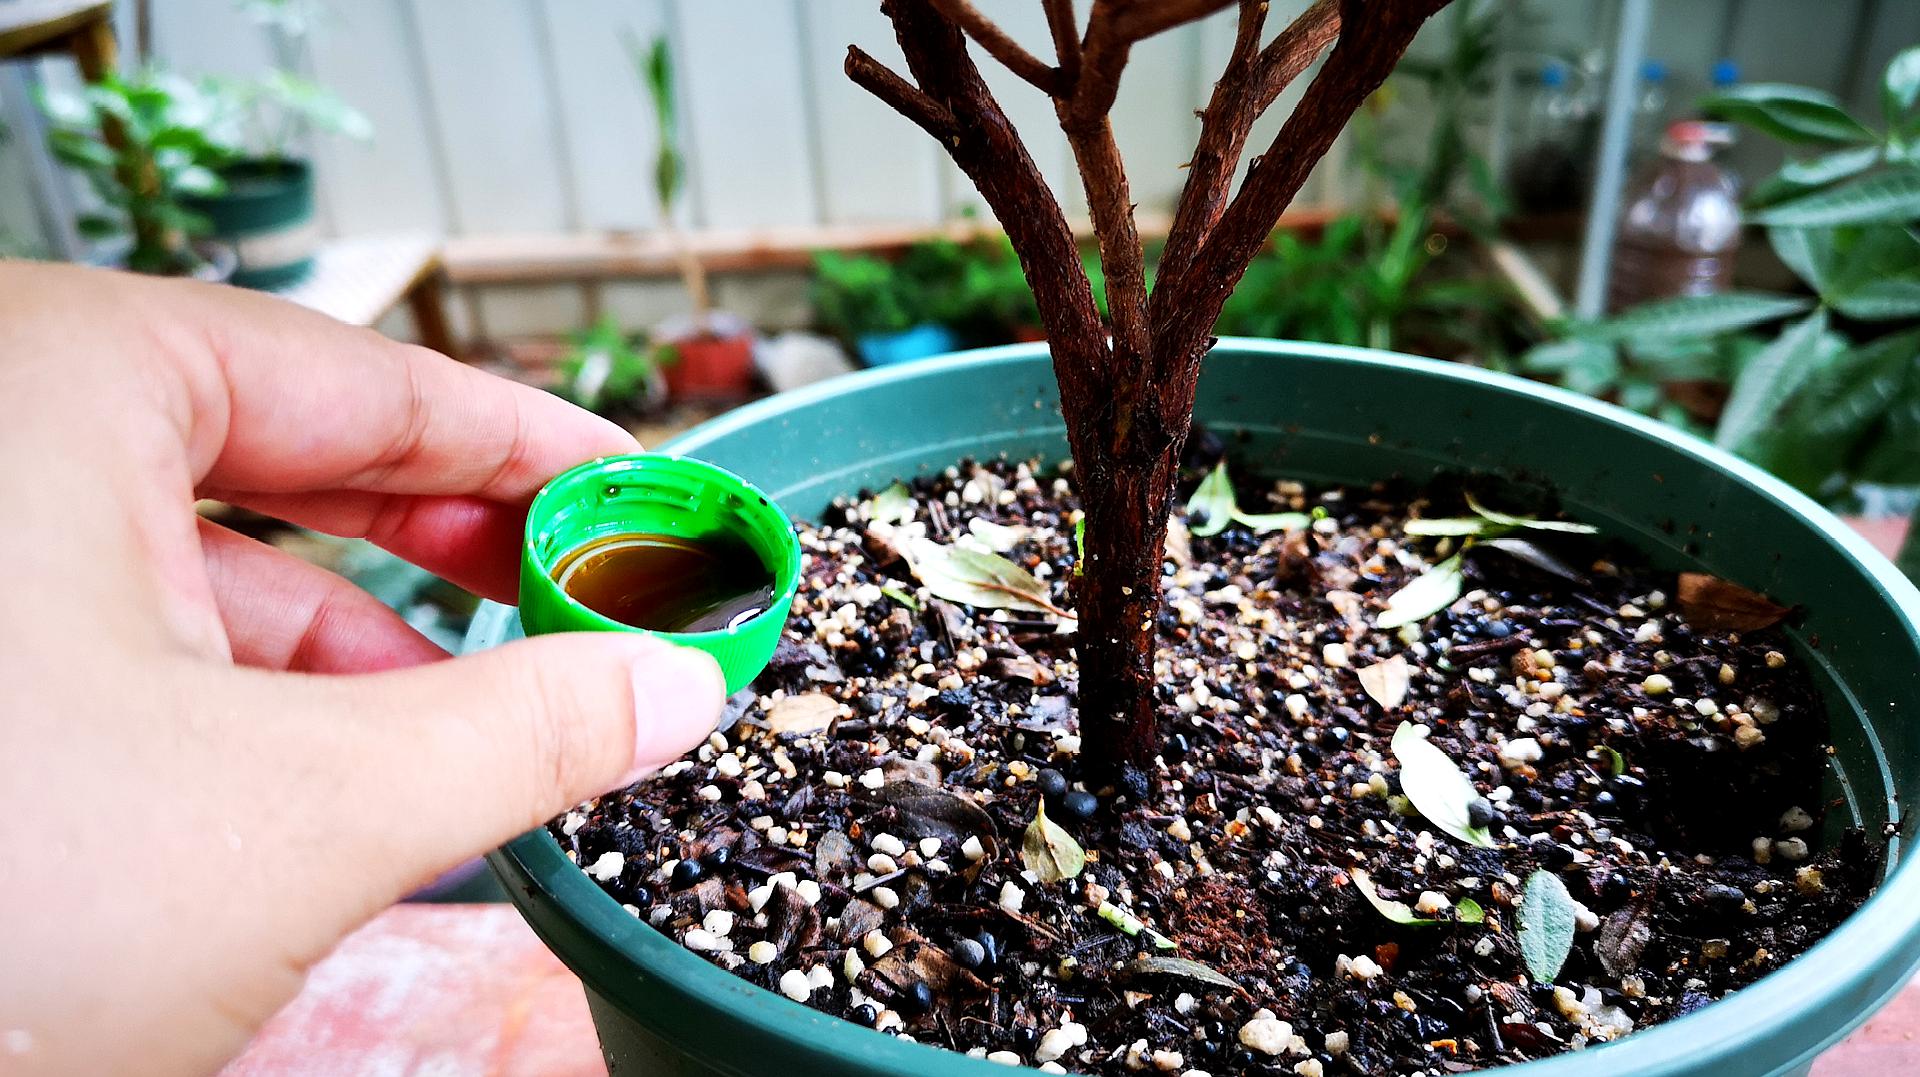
[0,264,727,1074]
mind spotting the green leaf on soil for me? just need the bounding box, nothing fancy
[1375,553,1466,629]
[1097,900,1176,948]
[1352,868,1442,925]
[1187,462,1309,537]
[1123,955,1244,994]
[869,482,915,525]
[1021,799,1085,884]
[1073,516,1085,576]
[1466,494,1599,534]
[1390,722,1495,848]
[1403,516,1497,536]
[1517,870,1579,984]
[1187,462,1238,537]
[904,538,1069,617]
[879,584,922,611]
[1599,745,1627,778]
[1456,898,1486,924]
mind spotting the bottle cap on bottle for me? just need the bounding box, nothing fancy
[519,452,802,694]
[1711,59,1741,88]
[1640,59,1668,85]
[1660,120,1731,161]
[1541,60,1569,89]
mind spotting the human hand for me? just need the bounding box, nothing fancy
[0,264,726,1074]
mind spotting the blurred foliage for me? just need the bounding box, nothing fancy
[1525,46,1920,573]
[1217,0,1527,363]
[812,233,1066,343]
[40,70,233,274]
[552,315,675,416]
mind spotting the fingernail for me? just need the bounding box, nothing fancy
[620,645,727,787]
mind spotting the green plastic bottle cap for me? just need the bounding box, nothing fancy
[519,452,801,694]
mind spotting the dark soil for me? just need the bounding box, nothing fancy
[552,454,1880,1075]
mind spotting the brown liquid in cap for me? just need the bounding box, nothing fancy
[552,531,774,633]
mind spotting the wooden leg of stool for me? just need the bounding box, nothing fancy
[69,18,119,81]
[407,273,458,359]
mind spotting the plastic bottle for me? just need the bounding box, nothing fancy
[1606,120,1743,311]
[1631,61,1671,161]
[1509,60,1591,213]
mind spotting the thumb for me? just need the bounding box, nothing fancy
[320,632,726,881]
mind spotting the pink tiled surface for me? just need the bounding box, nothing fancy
[225,519,1915,1076]
[222,904,1913,1077]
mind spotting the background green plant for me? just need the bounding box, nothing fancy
[40,70,232,274]
[1216,0,1522,361]
[1524,45,1920,569]
[552,315,675,415]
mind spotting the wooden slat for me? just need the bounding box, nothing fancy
[440,206,1351,285]
[273,234,440,329]
[0,0,109,60]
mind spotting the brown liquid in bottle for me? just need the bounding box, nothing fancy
[552,532,775,633]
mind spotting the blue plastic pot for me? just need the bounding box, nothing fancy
[855,322,961,367]
[476,341,1920,1077]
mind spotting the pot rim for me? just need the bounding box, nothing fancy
[490,339,1920,1077]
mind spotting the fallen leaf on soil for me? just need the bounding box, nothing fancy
[765,692,840,735]
[1478,537,1584,582]
[1351,868,1441,925]
[904,538,1068,617]
[966,517,1030,552]
[1376,553,1466,629]
[1122,955,1246,995]
[813,829,861,883]
[1676,572,1791,632]
[1021,800,1086,884]
[1596,900,1654,977]
[863,780,997,851]
[1518,870,1578,984]
[985,654,1054,684]
[1391,722,1495,848]
[1357,655,1411,710]
[868,482,915,525]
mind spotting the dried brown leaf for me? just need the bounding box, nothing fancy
[765,692,840,734]
[1357,655,1410,709]
[1677,572,1791,632]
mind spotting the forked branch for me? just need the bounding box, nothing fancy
[849,0,1451,772]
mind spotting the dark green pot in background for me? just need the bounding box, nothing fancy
[473,341,1920,1077]
[185,157,317,290]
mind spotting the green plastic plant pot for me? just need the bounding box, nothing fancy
[476,341,1920,1077]
[183,157,317,290]
[519,452,801,695]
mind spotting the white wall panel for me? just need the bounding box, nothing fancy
[306,0,449,235]
[406,0,570,232]
[671,0,818,228]
[800,2,943,224]
[541,0,670,231]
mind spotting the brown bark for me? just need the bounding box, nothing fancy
[848,0,1451,776]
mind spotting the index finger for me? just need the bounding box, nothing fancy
[162,278,638,501]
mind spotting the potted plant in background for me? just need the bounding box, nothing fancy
[185,69,369,290]
[631,33,759,401]
[177,0,370,290]
[811,247,959,365]
[1524,46,1920,577]
[550,314,676,424]
[475,3,1920,1075]
[39,69,236,280]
